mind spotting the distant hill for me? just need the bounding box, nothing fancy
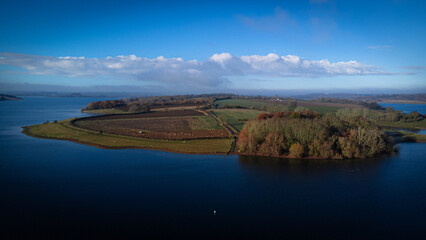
[0,94,22,101]
[294,93,426,104]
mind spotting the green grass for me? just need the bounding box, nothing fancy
[82,108,130,114]
[213,109,265,131]
[397,131,426,142]
[215,99,291,112]
[194,116,223,130]
[22,119,232,153]
[377,119,426,129]
[301,105,341,114]
[215,99,343,114]
[385,129,426,143]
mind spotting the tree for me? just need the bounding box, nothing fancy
[408,111,423,121]
[128,103,150,113]
[289,143,304,158]
[258,133,286,156]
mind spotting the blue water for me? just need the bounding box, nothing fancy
[379,102,426,114]
[397,128,426,135]
[1,97,426,239]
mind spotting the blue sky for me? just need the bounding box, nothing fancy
[0,0,425,94]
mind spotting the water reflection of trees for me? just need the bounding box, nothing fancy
[237,154,389,177]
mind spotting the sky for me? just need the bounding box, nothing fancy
[0,0,425,95]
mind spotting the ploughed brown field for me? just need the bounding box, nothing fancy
[73,110,230,140]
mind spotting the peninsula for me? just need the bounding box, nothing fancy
[22,94,426,158]
[0,94,22,101]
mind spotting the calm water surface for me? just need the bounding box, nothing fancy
[379,102,426,114]
[1,97,426,239]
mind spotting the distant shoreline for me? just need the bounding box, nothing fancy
[379,100,426,105]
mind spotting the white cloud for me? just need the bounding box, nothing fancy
[0,52,390,87]
[209,53,233,66]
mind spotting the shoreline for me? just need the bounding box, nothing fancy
[21,122,233,155]
[23,123,424,159]
[21,126,230,155]
[378,100,426,105]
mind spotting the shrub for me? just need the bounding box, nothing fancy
[289,143,304,158]
[128,103,150,113]
[258,133,286,156]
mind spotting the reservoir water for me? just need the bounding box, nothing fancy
[379,102,426,114]
[1,97,426,239]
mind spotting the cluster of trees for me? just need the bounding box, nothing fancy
[237,112,393,159]
[126,93,246,107]
[222,104,247,109]
[128,96,211,106]
[128,102,150,113]
[84,100,150,113]
[85,100,127,110]
[256,110,321,120]
[336,108,424,122]
[84,94,231,112]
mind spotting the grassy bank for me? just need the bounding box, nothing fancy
[215,99,292,112]
[22,119,232,154]
[377,119,426,129]
[385,130,426,143]
[82,109,130,114]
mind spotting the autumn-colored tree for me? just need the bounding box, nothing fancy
[258,133,286,156]
[238,111,393,159]
[289,143,304,158]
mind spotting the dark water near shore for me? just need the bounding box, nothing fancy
[1,97,426,239]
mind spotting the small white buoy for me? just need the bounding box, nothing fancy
[213,210,216,215]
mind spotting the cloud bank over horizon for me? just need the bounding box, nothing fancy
[0,52,390,87]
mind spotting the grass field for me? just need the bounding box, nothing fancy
[74,112,228,140]
[215,98,343,114]
[306,106,340,114]
[151,106,199,111]
[385,129,426,143]
[396,130,426,142]
[22,119,232,153]
[195,116,223,130]
[213,109,265,131]
[215,99,291,112]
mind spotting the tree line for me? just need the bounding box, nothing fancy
[312,98,385,110]
[336,108,424,122]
